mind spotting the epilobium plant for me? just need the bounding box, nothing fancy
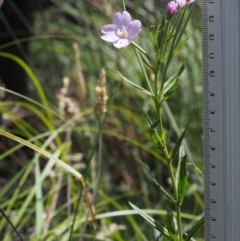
[101,1,203,240]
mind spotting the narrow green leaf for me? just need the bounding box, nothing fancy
[160,78,179,104]
[175,144,185,189]
[129,202,174,241]
[160,64,184,103]
[162,64,185,95]
[0,52,52,124]
[167,210,179,241]
[178,155,187,205]
[140,53,153,70]
[142,109,164,149]
[0,129,82,179]
[170,108,195,159]
[117,71,153,96]
[140,161,176,203]
[157,15,167,50]
[184,217,204,241]
[131,41,153,69]
[131,40,148,56]
[149,25,157,50]
[187,163,204,177]
[150,120,160,130]
[173,37,189,54]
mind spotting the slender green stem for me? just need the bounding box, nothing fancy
[131,41,147,55]
[167,161,177,196]
[176,202,183,241]
[154,64,183,241]
[167,160,182,240]
[122,0,126,11]
[133,45,154,95]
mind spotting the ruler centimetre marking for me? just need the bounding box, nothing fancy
[202,0,224,240]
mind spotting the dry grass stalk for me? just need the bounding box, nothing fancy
[58,77,79,117]
[72,43,86,106]
[94,69,108,119]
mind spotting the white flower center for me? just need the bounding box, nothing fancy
[116,26,128,38]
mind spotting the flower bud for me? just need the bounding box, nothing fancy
[167,1,178,18]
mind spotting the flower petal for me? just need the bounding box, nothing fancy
[175,0,186,8]
[101,34,119,43]
[101,24,117,34]
[187,0,195,4]
[122,11,131,27]
[127,20,142,39]
[113,12,123,28]
[113,38,131,48]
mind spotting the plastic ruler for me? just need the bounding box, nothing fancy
[202,0,240,240]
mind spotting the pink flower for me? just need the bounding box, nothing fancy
[101,11,142,48]
[175,0,195,8]
[167,1,179,17]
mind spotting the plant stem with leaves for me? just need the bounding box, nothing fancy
[101,0,203,240]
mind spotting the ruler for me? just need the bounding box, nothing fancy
[202,0,240,240]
